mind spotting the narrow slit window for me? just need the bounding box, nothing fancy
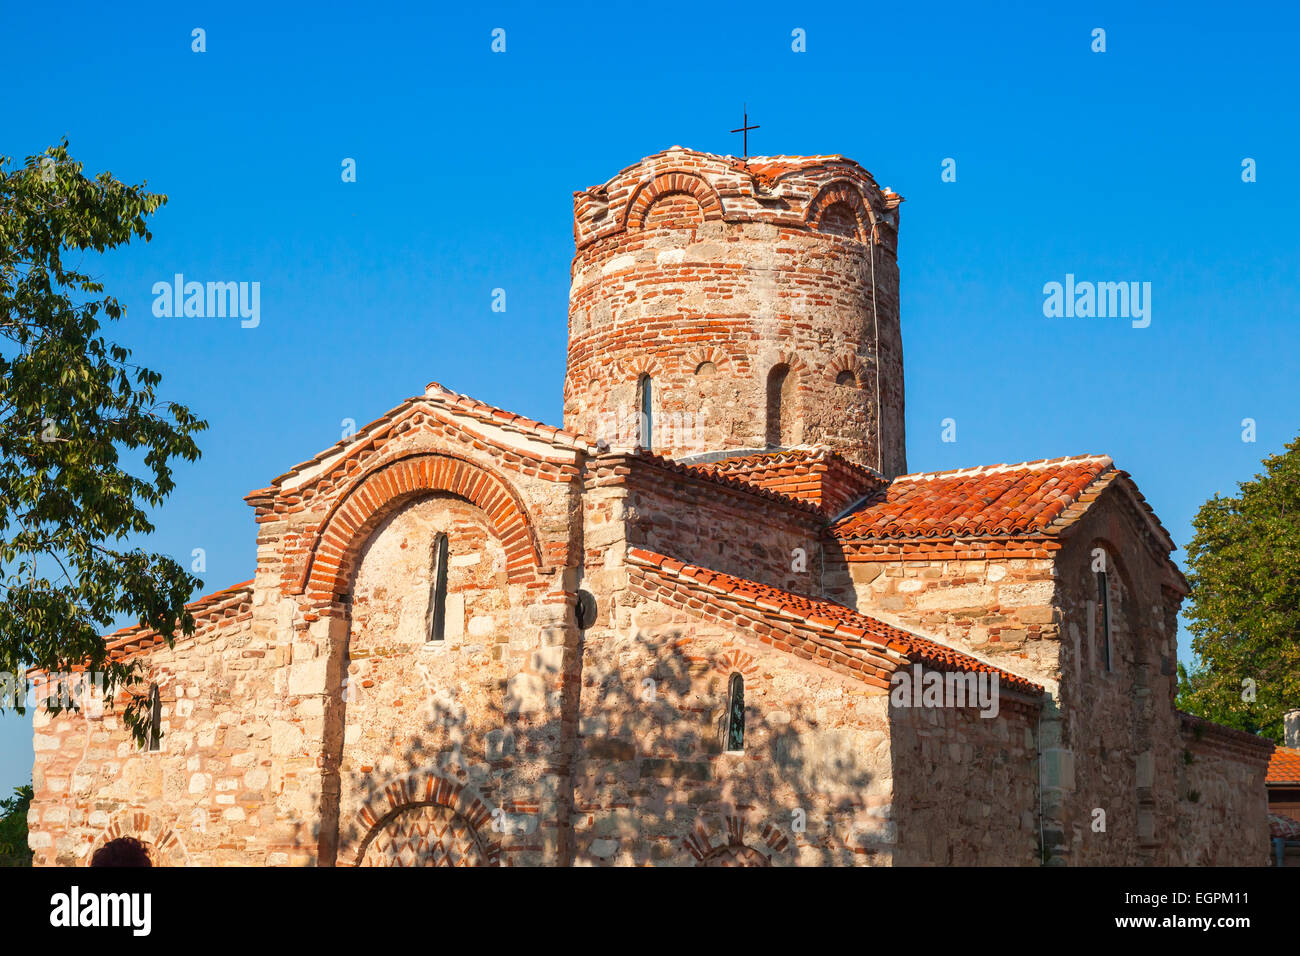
[427,532,450,642]
[725,673,745,753]
[639,375,654,451]
[1097,570,1112,672]
[146,683,161,752]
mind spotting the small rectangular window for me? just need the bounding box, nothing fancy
[1097,571,1112,672]
[427,533,450,642]
[725,674,745,753]
[146,683,162,751]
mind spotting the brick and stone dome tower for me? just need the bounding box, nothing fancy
[564,146,906,477]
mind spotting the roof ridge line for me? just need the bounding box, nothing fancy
[894,453,1113,483]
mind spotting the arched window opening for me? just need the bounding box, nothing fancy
[724,673,745,753]
[1097,569,1113,672]
[818,201,861,239]
[91,837,153,867]
[765,364,798,448]
[835,369,857,387]
[639,375,654,451]
[146,683,161,752]
[695,361,716,377]
[427,532,450,642]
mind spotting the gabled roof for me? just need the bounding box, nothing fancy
[828,454,1176,555]
[248,382,594,499]
[1269,745,1300,785]
[626,548,1043,698]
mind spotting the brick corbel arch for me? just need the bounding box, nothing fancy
[625,172,725,230]
[805,180,874,242]
[295,452,543,600]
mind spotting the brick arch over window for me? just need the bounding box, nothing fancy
[625,172,725,231]
[342,770,502,867]
[296,452,543,600]
[88,811,188,867]
[828,351,866,388]
[805,180,873,241]
[681,813,789,866]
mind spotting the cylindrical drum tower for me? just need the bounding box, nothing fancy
[564,146,906,477]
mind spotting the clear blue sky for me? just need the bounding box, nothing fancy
[2,1,1297,795]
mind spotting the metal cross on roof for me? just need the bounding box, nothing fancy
[731,106,759,159]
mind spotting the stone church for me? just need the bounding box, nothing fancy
[30,147,1272,866]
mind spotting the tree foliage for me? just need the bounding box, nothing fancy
[1177,435,1300,742]
[0,141,205,741]
[0,785,32,866]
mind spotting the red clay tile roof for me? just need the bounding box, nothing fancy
[830,455,1114,541]
[27,580,255,677]
[688,448,885,516]
[1268,745,1300,785]
[620,450,827,519]
[420,382,595,451]
[626,548,1043,697]
[101,580,254,659]
[828,454,1176,554]
[724,153,875,187]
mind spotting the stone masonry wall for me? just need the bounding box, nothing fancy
[333,495,520,866]
[565,148,906,475]
[28,589,298,866]
[1049,491,1185,866]
[242,399,588,865]
[615,456,827,595]
[571,586,896,866]
[889,698,1041,866]
[826,550,1063,690]
[1174,717,1272,866]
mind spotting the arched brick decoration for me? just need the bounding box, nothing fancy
[358,803,487,867]
[625,172,724,231]
[828,351,866,388]
[682,813,788,866]
[683,345,731,375]
[712,649,759,678]
[806,180,873,242]
[297,452,542,599]
[88,810,188,867]
[769,351,810,383]
[343,770,502,867]
[626,354,663,381]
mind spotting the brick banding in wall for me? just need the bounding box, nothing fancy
[296,452,543,600]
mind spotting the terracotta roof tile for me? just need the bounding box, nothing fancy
[688,448,885,515]
[626,548,1043,697]
[621,450,827,519]
[27,580,255,677]
[1268,745,1300,785]
[830,455,1115,542]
